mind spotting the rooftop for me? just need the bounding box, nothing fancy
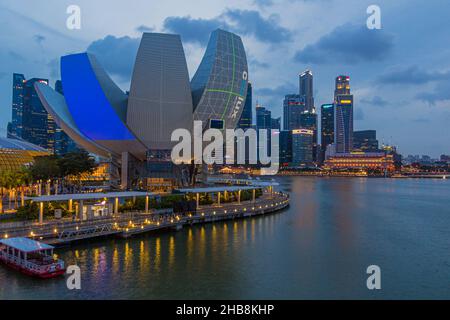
[0,137,48,152]
[0,237,54,253]
[26,191,155,202]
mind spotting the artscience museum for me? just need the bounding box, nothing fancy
[35,29,249,190]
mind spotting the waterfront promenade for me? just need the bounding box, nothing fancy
[0,192,289,246]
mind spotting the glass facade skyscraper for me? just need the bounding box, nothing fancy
[279,130,292,165]
[8,73,26,139]
[335,75,351,97]
[320,103,334,160]
[283,94,305,131]
[256,104,271,130]
[299,70,314,112]
[334,95,353,153]
[292,129,314,165]
[9,75,56,152]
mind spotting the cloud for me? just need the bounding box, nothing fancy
[163,16,226,45]
[33,34,46,44]
[416,82,450,105]
[360,95,389,107]
[376,65,450,85]
[255,83,297,97]
[294,24,394,64]
[163,9,292,45]
[225,9,292,43]
[135,25,154,33]
[86,35,140,80]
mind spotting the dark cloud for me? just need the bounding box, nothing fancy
[163,10,292,45]
[225,9,292,43]
[248,56,269,69]
[376,65,450,85]
[360,96,389,107]
[33,34,46,44]
[163,16,226,45]
[8,51,25,62]
[255,83,297,97]
[86,35,140,80]
[135,25,154,33]
[294,24,394,64]
[416,82,450,105]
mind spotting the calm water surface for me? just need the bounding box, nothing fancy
[1,177,449,299]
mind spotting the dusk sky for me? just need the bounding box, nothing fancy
[0,0,449,157]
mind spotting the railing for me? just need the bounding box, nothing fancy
[0,193,289,240]
[0,250,64,274]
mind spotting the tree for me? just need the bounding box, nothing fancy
[57,151,97,178]
[29,155,61,182]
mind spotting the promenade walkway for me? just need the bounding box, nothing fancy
[0,192,289,246]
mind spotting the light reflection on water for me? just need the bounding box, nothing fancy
[1,177,450,299]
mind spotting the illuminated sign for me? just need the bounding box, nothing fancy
[292,129,313,135]
[339,100,352,104]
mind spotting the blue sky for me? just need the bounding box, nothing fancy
[0,0,449,157]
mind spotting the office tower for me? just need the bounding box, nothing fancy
[299,111,318,162]
[283,94,305,131]
[238,82,252,129]
[256,104,271,130]
[279,130,292,165]
[353,130,379,152]
[334,75,351,97]
[8,73,26,139]
[292,129,314,165]
[334,95,353,153]
[271,117,281,131]
[299,70,314,112]
[321,103,334,157]
[11,76,56,152]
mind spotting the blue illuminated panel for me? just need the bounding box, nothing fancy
[61,53,135,141]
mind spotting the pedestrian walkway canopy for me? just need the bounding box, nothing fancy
[26,191,155,202]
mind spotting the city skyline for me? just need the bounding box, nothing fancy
[0,0,449,157]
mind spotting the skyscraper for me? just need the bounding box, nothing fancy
[238,82,252,129]
[271,117,281,131]
[292,129,314,165]
[299,70,314,112]
[334,95,353,154]
[320,103,334,161]
[334,75,353,154]
[279,130,292,165]
[283,94,305,131]
[335,75,351,97]
[10,75,56,152]
[8,73,26,139]
[256,104,271,130]
[299,111,318,162]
